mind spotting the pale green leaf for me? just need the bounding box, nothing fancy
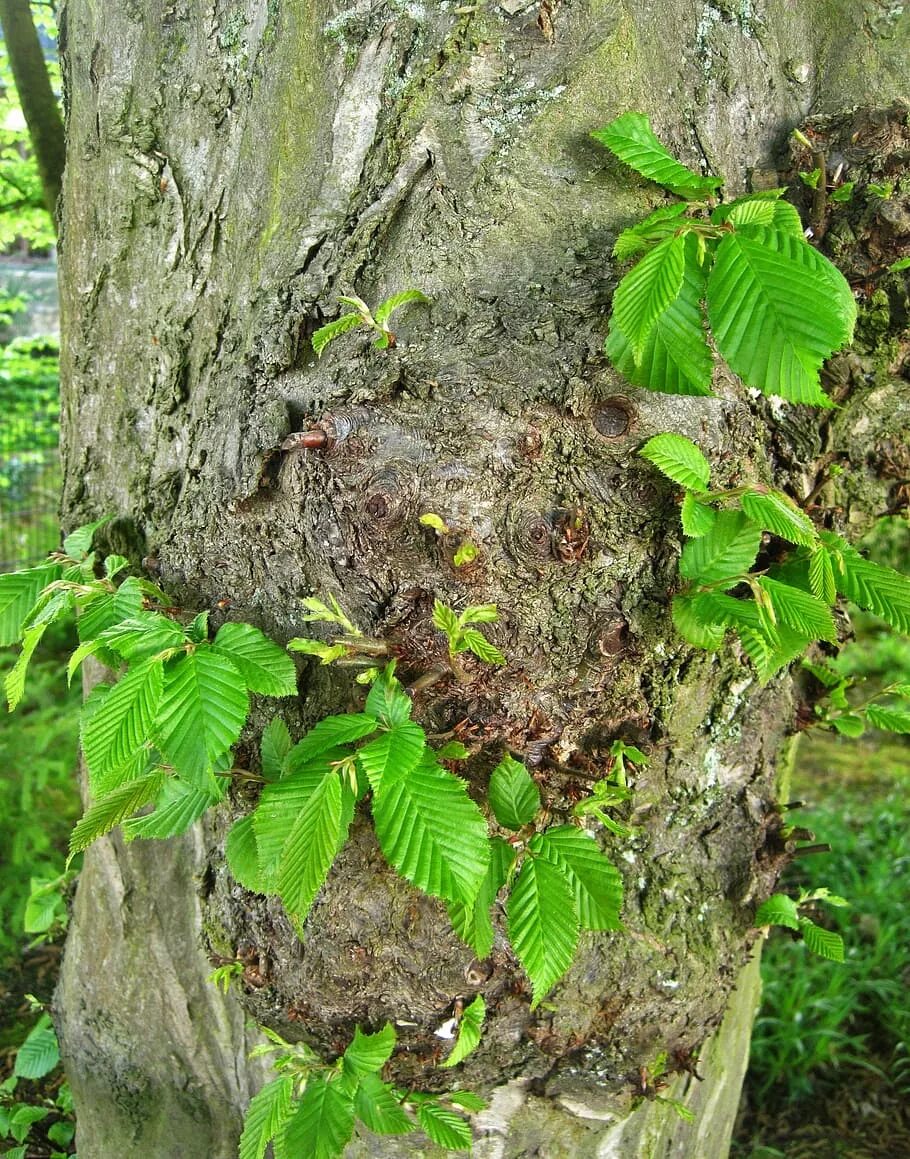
[239,1076,294,1159]
[506,856,579,1007]
[342,1023,396,1080]
[441,995,485,1069]
[154,650,249,783]
[122,777,223,841]
[0,564,59,647]
[81,660,164,794]
[459,629,505,665]
[226,815,274,893]
[756,577,836,642]
[592,112,723,199]
[679,511,762,584]
[67,637,104,684]
[213,622,298,697]
[822,531,910,634]
[416,1102,473,1151]
[866,704,910,734]
[488,755,540,830]
[432,600,460,637]
[104,553,130,579]
[372,756,490,905]
[532,826,623,931]
[5,621,48,711]
[755,893,800,931]
[373,288,429,326]
[69,773,168,856]
[613,203,690,260]
[612,234,687,361]
[809,546,837,604]
[278,773,343,921]
[447,1091,487,1112]
[681,492,717,537]
[353,1074,414,1135]
[312,312,362,357]
[357,722,427,793]
[283,1076,355,1159]
[712,192,805,239]
[364,668,412,726]
[287,638,349,665]
[832,714,865,737]
[799,918,845,962]
[447,836,516,958]
[437,740,470,761]
[459,604,499,626]
[419,512,449,534]
[639,433,711,492]
[741,490,817,547]
[13,1016,59,1080]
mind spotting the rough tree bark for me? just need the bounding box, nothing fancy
[54,2,909,1156]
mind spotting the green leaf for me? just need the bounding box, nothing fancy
[122,777,223,841]
[372,756,490,905]
[809,545,837,604]
[154,650,249,783]
[288,713,377,765]
[832,714,866,738]
[416,1102,473,1152]
[612,234,687,362]
[278,773,343,921]
[488,756,540,830]
[639,433,711,492]
[283,1076,355,1159]
[69,773,168,856]
[681,492,717,537]
[342,1024,396,1080]
[312,312,362,357]
[104,553,130,579]
[441,996,485,1069]
[506,856,579,1007]
[97,613,188,661]
[799,918,845,962]
[707,227,854,405]
[671,593,725,649]
[5,621,48,711]
[261,716,293,781]
[226,815,272,893]
[437,740,471,761]
[287,638,349,665]
[607,234,713,397]
[432,600,460,638]
[357,722,427,793]
[532,826,623,930]
[353,1074,414,1135]
[459,604,499,625]
[14,1016,59,1080]
[419,512,450,534]
[8,1106,48,1143]
[756,577,836,642]
[822,532,910,634]
[77,576,145,641]
[889,257,910,272]
[755,893,800,931]
[613,203,690,260]
[592,112,723,199]
[447,1091,487,1112]
[364,668,412,726]
[679,511,762,584]
[213,622,298,697]
[741,490,817,547]
[62,516,110,558]
[0,564,59,647]
[866,704,910,734]
[239,1075,295,1159]
[374,288,429,326]
[447,837,516,959]
[81,660,164,795]
[459,629,505,666]
[712,193,805,239]
[253,760,337,879]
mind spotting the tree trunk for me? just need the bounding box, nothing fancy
[54,2,910,1155]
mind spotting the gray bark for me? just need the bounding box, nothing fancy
[55,1,910,1156]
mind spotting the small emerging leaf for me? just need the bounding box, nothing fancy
[488,756,540,830]
[312,312,362,357]
[442,996,486,1068]
[640,433,711,493]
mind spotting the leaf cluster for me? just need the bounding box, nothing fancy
[755,888,847,962]
[802,661,910,739]
[0,1014,74,1158]
[311,290,429,357]
[432,600,505,666]
[596,112,856,406]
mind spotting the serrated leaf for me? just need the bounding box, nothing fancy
[809,545,837,604]
[756,577,836,642]
[681,492,717,537]
[799,918,845,962]
[447,836,516,958]
[81,660,164,794]
[679,510,762,584]
[441,996,485,1068]
[866,704,910,734]
[13,1016,59,1080]
[506,856,579,1007]
[755,893,800,930]
[712,193,805,239]
[801,660,843,689]
[592,112,723,199]
[253,760,337,879]
[66,634,104,685]
[416,1102,473,1152]
[613,234,687,361]
[0,564,59,647]
[213,622,298,697]
[278,773,343,921]
[357,722,426,793]
[5,621,48,710]
[283,1076,355,1159]
[432,600,460,637]
[261,717,293,781]
[373,288,429,326]
[459,629,505,665]
[342,1024,396,1081]
[613,203,690,260]
[822,532,910,634]
[639,433,711,493]
[671,593,726,649]
[240,1075,295,1159]
[8,1108,47,1144]
[459,604,499,625]
[353,1073,414,1135]
[437,741,471,761]
[288,713,377,765]
[226,815,273,893]
[532,826,623,930]
[62,516,110,558]
[104,553,130,579]
[312,312,362,357]
[364,669,412,726]
[372,757,490,905]
[97,613,188,661]
[707,227,854,405]
[488,755,540,830]
[154,650,248,784]
[287,638,349,665]
[69,773,168,856]
[607,234,714,397]
[447,1091,487,1112]
[832,714,865,737]
[122,776,222,841]
[741,490,817,547]
[77,576,145,641]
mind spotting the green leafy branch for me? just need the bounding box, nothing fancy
[801,660,910,739]
[572,740,646,839]
[432,600,505,667]
[755,887,848,962]
[639,433,910,683]
[240,1023,484,1158]
[312,289,429,356]
[595,112,856,407]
